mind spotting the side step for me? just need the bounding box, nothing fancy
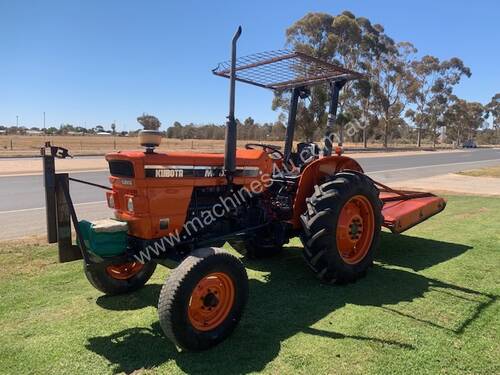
[380,191,446,234]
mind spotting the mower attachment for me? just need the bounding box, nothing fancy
[380,191,446,234]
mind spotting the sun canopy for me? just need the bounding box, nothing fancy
[212,50,364,91]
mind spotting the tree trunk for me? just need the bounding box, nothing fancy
[339,123,344,146]
[417,126,422,148]
[431,124,436,148]
[383,117,389,148]
[363,127,367,148]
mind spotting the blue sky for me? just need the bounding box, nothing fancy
[1,0,498,131]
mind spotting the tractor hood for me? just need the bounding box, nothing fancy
[105,148,272,179]
[104,148,274,239]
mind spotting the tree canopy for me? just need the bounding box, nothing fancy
[268,10,493,146]
[137,114,161,130]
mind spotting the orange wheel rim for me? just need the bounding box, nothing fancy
[336,195,375,264]
[188,272,235,331]
[106,262,144,280]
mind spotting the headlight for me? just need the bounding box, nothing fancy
[127,197,134,212]
[106,192,115,208]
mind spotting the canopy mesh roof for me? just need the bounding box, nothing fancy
[212,50,363,91]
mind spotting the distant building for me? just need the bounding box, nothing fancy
[26,130,44,136]
[67,131,84,136]
[96,132,112,136]
[0,130,6,135]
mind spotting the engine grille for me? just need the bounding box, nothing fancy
[108,160,134,177]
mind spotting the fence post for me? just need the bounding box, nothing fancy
[56,173,83,263]
[42,145,57,243]
[10,138,13,150]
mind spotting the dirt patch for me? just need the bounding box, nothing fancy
[457,165,500,178]
[0,234,47,246]
[0,239,57,279]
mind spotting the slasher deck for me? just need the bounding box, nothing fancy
[380,191,446,234]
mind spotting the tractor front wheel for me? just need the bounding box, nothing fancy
[84,260,157,295]
[158,247,248,351]
[300,171,382,284]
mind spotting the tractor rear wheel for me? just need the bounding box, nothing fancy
[158,247,248,351]
[300,171,382,284]
[84,260,157,295]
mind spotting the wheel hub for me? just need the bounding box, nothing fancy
[202,292,219,308]
[188,272,235,331]
[348,216,363,240]
[105,262,144,280]
[336,195,375,264]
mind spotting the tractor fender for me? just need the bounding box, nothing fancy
[291,155,364,228]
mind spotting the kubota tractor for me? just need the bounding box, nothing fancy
[42,27,446,351]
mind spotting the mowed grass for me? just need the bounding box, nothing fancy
[458,165,500,178]
[0,196,499,374]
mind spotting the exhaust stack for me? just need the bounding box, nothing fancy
[224,26,242,182]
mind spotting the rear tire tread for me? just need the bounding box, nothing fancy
[300,171,382,284]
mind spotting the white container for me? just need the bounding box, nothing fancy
[138,130,162,148]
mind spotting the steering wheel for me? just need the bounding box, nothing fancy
[245,143,284,160]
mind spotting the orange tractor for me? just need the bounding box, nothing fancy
[42,27,445,351]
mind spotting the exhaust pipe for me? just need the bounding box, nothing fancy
[224,26,242,182]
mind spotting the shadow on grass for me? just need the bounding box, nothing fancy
[86,234,494,374]
[376,231,472,271]
[96,284,161,311]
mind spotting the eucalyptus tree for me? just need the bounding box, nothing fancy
[346,78,371,146]
[406,56,471,147]
[137,114,161,130]
[444,97,485,144]
[485,93,500,142]
[368,40,417,148]
[274,11,390,143]
[462,101,485,142]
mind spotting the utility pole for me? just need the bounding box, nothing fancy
[112,120,117,149]
[43,112,46,130]
[16,115,19,127]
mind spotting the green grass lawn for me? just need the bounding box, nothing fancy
[0,195,499,374]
